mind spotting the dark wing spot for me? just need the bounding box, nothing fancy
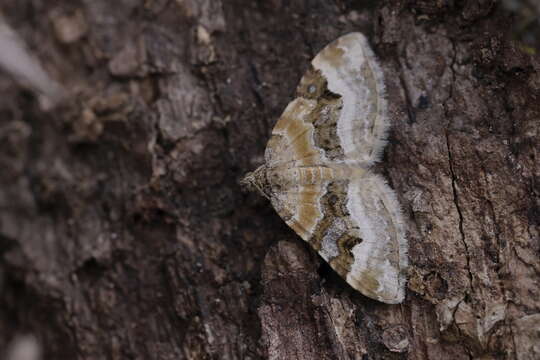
[323,88,341,100]
[328,194,338,206]
[343,236,359,254]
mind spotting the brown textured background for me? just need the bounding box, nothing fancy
[0,0,539,359]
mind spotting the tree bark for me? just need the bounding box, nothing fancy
[1,1,539,359]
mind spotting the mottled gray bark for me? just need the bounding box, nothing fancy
[0,1,538,359]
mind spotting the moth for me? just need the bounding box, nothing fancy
[242,33,407,304]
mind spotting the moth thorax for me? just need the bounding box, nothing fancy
[280,166,335,185]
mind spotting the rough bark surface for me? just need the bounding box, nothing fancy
[0,1,539,359]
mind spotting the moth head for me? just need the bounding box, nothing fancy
[240,164,271,199]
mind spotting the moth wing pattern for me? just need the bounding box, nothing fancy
[344,173,407,303]
[246,32,408,304]
[270,183,326,241]
[299,32,389,165]
[265,98,325,167]
[270,172,407,303]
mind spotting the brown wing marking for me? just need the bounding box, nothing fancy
[271,183,326,241]
[265,98,324,166]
